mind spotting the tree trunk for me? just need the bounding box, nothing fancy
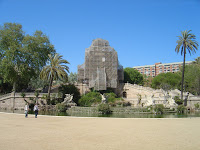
[181,46,186,106]
[13,82,16,110]
[47,76,53,104]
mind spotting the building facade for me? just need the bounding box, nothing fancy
[133,61,192,77]
[77,38,124,91]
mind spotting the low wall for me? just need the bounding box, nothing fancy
[0,92,56,110]
[67,107,99,114]
[67,106,176,114]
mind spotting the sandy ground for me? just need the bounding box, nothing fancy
[0,113,200,150]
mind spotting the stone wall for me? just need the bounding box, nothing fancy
[0,92,55,110]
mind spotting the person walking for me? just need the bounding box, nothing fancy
[24,103,29,118]
[33,103,39,118]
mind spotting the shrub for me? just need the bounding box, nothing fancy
[177,105,186,113]
[154,104,165,114]
[78,91,101,107]
[122,101,131,107]
[98,103,112,114]
[55,103,67,112]
[194,103,199,109]
[21,92,26,98]
[104,92,117,103]
[174,96,183,105]
[147,105,153,112]
[116,101,123,107]
[109,102,116,107]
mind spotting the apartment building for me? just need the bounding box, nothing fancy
[133,61,192,77]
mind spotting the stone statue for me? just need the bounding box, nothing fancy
[144,94,155,106]
[101,94,107,103]
[165,94,177,107]
[184,92,189,106]
[62,94,77,107]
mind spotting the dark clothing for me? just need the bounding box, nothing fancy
[35,110,38,118]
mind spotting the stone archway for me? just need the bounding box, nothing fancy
[122,91,127,98]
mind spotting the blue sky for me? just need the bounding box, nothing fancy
[0,0,200,73]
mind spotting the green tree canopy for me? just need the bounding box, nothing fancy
[184,62,200,95]
[151,72,181,90]
[124,67,143,85]
[0,23,55,92]
[68,72,77,84]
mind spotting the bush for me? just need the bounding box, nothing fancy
[147,105,153,112]
[194,103,199,109]
[55,103,67,112]
[174,96,183,105]
[122,101,132,107]
[78,91,101,107]
[177,105,186,113]
[104,92,117,103]
[98,103,112,114]
[21,92,26,98]
[154,104,165,114]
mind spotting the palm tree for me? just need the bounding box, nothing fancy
[40,53,70,103]
[175,30,198,106]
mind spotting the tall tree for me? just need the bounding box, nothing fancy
[175,30,198,106]
[0,23,55,109]
[124,67,144,85]
[151,72,181,89]
[184,62,200,95]
[40,53,70,102]
[0,23,55,92]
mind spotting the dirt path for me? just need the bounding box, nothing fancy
[0,112,200,150]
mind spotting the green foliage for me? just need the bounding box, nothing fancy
[29,97,34,101]
[194,103,200,109]
[68,72,77,84]
[174,96,183,105]
[177,105,186,113]
[55,103,67,112]
[41,94,48,100]
[124,67,144,85]
[0,77,12,93]
[143,75,153,87]
[122,101,131,107]
[40,53,70,100]
[104,92,117,103]
[184,63,200,95]
[78,91,101,107]
[98,103,112,114]
[151,72,181,89]
[34,90,39,98]
[0,23,55,92]
[29,77,49,91]
[154,104,165,114]
[58,84,81,104]
[21,92,26,98]
[147,105,153,112]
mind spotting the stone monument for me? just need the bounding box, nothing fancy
[62,94,77,107]
[77,38,124,91]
